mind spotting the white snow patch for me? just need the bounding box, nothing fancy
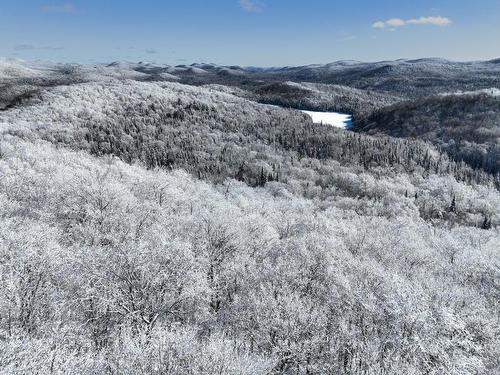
[0,60,44,79]
[440,88,500,97]
[301,110,352,129]
[157,72,181,80]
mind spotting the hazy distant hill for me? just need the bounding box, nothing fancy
[3,57,500,112]
[171,58,500,99]
[243,58,500,98]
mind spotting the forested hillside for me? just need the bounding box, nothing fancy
[2,135,499,374]
[1,60,499,374]
[355,91,500,175]
[244,81,401,116]
[236,59,500,98]
[4,57,500,113]
[168,59,500,99]
[1,80,497,223]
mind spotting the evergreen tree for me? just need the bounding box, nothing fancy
[449,194,456,213]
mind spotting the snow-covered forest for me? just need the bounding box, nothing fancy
[0,59,499,374]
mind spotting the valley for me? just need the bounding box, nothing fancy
[0,57,499,375]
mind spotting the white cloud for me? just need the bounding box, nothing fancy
[239,0,264,13]
[407,16,452,26]
[41,4,76,14]
[373,16,451,29]
[386,18,406,27]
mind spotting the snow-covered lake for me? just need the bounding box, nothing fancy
[301,110,353,129]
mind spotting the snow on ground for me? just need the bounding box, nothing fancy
[472,88,500,97]
[0,59,44,79]
[440,88,500,97]
[157,72,181,80]
[301,110,353,129]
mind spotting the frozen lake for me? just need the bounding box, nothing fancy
[301,110,353,129]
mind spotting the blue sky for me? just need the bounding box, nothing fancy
[1,0,499,66]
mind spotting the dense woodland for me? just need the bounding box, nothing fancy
[248,81,401,117]
[167,59,500,99]
[0,60,499,374]
[355,92,500,175]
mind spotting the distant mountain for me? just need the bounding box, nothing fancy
[161,58,500,100]
[243,59,500,98]
[3,58,500,110]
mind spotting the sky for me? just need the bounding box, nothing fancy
[1,0,499,66]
